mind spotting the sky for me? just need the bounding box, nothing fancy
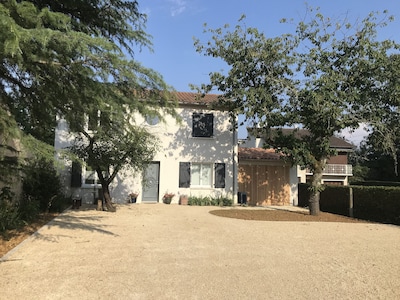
[136,0,400,143]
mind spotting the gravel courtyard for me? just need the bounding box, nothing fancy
[1,204,399,299]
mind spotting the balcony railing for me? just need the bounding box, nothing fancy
[306,164,353,176]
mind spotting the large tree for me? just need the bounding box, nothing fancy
[1,0,177,142]
[194,9,398,215]
[1,1,178,206]
[362,53,400,179]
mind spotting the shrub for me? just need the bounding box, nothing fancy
[0,187,21,232]
[298,183,400,225]
[18,195,40,222]
[22,158,64,213]
[319,185,351,216]
[188,195,233,206]
[352,186,400,225]
[351,181,400,187]
[298,183,311,207]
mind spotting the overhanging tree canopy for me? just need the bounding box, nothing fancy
[194,9,399,215]
[0,0,177,144]
[1,1,179,210]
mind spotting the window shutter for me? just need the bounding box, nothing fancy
[204,114,214,137]
[71,161,82,187]
[214,163,225,188]
[179,162,191,188]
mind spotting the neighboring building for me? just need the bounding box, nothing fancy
[54,92,238,204]
[238,128,354,206]
[238,147,298,206]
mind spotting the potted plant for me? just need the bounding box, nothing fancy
[129,192,139,203]
[163,192,175,204]
[179,194,188,205]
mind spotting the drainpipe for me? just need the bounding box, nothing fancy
[232,118,238,204]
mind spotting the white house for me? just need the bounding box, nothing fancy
[54,92,238,205]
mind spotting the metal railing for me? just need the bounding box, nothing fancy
[306,164,353,176]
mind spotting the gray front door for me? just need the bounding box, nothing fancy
[142,162,160,202]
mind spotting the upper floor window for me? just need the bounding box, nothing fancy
[87,110,110,131]
[145,115,160,126]
[192,113,213,138]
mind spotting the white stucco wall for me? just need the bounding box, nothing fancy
[54,106,238,204]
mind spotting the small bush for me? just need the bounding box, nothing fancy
[0,187,21,232]
[188,195,233,206]
[49,195,69,212]
[22,158,64,213]
[18,195,40,222]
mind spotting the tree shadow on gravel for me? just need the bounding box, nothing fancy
[29,212,119,244]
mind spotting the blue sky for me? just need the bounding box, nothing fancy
[136,1,400,142]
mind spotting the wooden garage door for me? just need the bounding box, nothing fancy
[238,164,291,206]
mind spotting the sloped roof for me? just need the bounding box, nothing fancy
[174,92,221,106]
[250,128,354,150]
[238,147,283,161]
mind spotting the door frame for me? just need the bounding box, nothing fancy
[142,162,160,202]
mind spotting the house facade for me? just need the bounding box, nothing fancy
[54,92,238,204]
[239,129,354,206]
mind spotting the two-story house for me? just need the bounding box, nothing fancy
[239,128,354,206]
[54,92,238,205]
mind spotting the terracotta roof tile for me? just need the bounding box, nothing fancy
[249,128,354,150]
[174,92,221,105]
[239,147,283,161]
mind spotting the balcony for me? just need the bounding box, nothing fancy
[306,164,353,176]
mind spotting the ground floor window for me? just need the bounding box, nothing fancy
[84,165,100,185]
[179,162,225,188]
[191,163,212,187]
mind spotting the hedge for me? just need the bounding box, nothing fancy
[298,183,400,225]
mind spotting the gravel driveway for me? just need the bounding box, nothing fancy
[1,204,400,299]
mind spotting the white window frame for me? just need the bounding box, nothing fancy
[190,163,213,188]
[82,164,101,188]
[86,110,100,132]
[145,115,160,126]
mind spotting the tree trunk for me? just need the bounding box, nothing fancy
[308,160,325,216]
[103,186,116,212]
[309,189,320,216]
[97,199,103,211]
[96,168,116,212]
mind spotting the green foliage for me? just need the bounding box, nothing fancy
[68,122,160,208]
[350,139,400,182]
[353,186,400,225]
[22,157,64,213]
[18,195,40,223]
[351,181,400,187]
[188,196,233,206]
[298,183,400,225]
[1,0,179,213]
[1,1,177,145]
[194,7,399,214]
[0,187,20,232]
